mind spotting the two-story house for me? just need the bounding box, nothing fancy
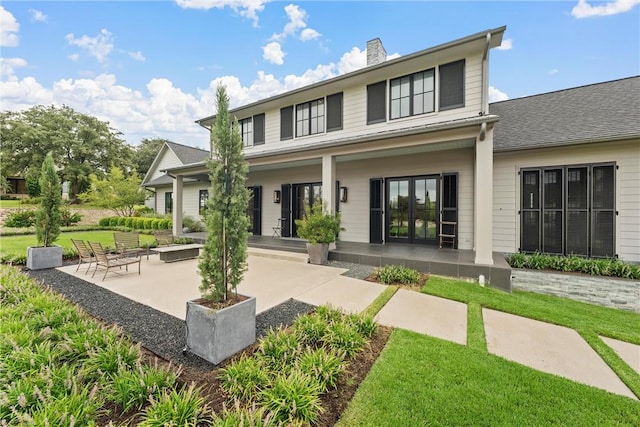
[146,26,639,291]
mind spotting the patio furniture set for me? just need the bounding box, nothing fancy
[71,231,203,280]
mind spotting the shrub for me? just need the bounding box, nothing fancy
[211,402,277,427]
[182,215,205,232]
[259,370,322,425]
[292,313,328,346]
[219,355,270,402]
[257,329,302,370]
[110,363,179,413]
[296,347,345,392]
[20,196,41,205]
[109,217,119,227]
[323,322,365,358]
[133,206,154,216]
[60,206,82,226]
[375,264,421,285]
[139,384,208,427]
[26,176,40,197]
[152,219,161,230]
[98,217,111,227]
[4,209,37,227]
[345,313,378,338]
[507,252,640,280]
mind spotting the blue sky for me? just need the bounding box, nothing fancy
[1,1,638,149]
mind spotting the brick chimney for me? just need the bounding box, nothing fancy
[366,38,387,66]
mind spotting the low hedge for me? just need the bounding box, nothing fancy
[98,216,172,230]
[507,252,640,280]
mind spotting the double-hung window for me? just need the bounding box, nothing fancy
[296,98,324,137]
[390,69,434,119]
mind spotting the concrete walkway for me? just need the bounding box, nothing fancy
[56,248,639,400]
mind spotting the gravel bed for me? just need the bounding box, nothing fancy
[24,267,315,370]
[328,260,376,280]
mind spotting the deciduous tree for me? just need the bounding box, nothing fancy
[0,105,133,201]
[79,166,145,217]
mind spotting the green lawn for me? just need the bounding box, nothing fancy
[0,230,156,258]
[338,329,640,427]
[0,199,23,208]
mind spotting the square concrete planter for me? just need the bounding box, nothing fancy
[306,242,329,265]
[26,246,63,270]
[185,295,256,365]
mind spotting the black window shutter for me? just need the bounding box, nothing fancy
[326,92,343,132]
[439,59,465,111]
[281,184,291,237]
[252,186,262,235]
[367,81,386,124]
[280,106,293,140]
[369,178,383,243]
[253,114,265,145]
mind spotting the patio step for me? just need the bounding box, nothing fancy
[248,247,308,264]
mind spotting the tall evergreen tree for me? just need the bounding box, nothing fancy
[35,153,62,247]
[198,86,250,302]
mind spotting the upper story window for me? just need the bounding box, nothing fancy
[367,59,466,124]
[239,113,265,147]
[390,69,435,119]
[281,93,342,140]
[240,117,252,147]
[296,98,324,137]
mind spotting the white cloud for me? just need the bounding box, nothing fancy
[262,41,285,65]
[488,86,509,102]
[571,0,639,18]
[271,4,320,42]
[29,8,48,22]
[0,44,388,146]
[0,57,27,80]
[300,28,321,41]
[0,6,20,47]
[549,68,560,75]
[128,51,146,61]
[496,38,513,51]
[66,29,114,63]
[175,0,267,26]
[68,53,80,62]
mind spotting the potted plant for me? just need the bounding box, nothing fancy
[295,200,343,265]
[27,153,63,270]
[184,85,255,365]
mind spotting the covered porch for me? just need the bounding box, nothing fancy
[185,233,512,291]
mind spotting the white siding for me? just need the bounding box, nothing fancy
[156,186,172,215]
[148,148,182,181]
[242,54,484,158]
[493,140,640,262]
[248,148,475,249]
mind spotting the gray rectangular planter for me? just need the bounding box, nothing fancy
[185,295,256,365]
[26,246,63,270]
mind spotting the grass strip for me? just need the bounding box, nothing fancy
[581,331,640,398]
[360,285,398,318]
[338,329,640,427]
[466,301,486,352]
[422,276,640,344]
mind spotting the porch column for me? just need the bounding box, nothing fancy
[474,126,494,265]
[321,155,336,214]
[172,175,183,237]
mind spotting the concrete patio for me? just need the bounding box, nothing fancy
[56,248,638,399]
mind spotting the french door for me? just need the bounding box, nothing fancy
[291,183,322,237]
[386,176,439,244]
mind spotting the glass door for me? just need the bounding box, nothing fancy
[387,176,439,244]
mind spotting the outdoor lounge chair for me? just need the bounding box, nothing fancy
[88,241,141,281]
[113,232,150,259]
[71,239,94,274]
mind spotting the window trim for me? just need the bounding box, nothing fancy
[239,117,253,147]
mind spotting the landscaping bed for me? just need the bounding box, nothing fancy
[10,265,391,425]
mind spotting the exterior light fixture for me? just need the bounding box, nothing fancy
[273,190,281,204]
[339,186,348,203]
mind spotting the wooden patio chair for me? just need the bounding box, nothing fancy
[71,239,94,274]
[88,241,141,281]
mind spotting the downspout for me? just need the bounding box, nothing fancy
[479,32,491,141]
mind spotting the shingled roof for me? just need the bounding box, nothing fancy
[165,141,210,164]
[490,76,640,152]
